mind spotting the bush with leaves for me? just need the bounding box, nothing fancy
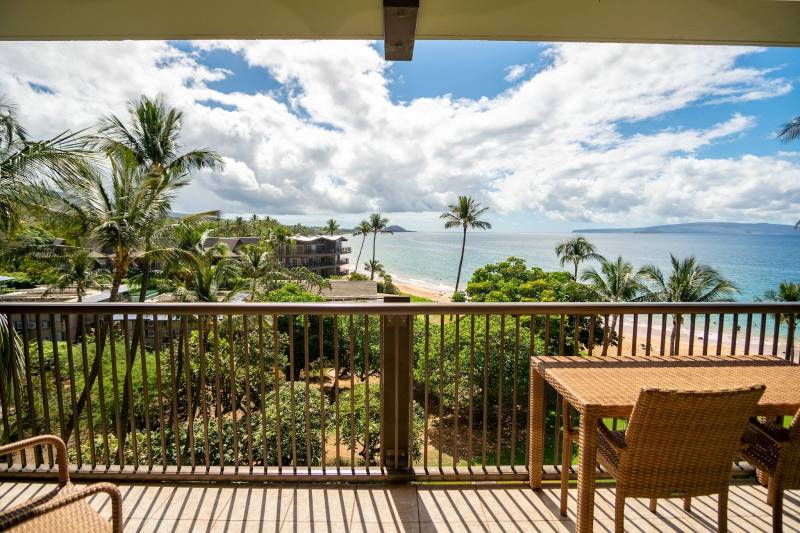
[339,383,424,465]
[466,257,595,303]
[70,382,331,467]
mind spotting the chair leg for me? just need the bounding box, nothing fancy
[615,493,625,533]
[767,476,777,506]
[718,488,728,533]
[560,398,571,517]
[649,498,657,513]
[684,497,692,512]
[773,486,783,533]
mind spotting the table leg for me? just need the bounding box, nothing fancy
[528,368,544,489]
[576,412,598,533]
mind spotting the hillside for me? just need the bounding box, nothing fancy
[573,222,798,235]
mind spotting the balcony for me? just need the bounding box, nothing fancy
[0,301,797,531]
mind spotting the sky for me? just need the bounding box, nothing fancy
[1,40,799,232]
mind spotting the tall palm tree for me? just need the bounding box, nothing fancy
[778,116,800,144]
[639,255,738,354]
[45,250,111,302]
[325,218,340,236]
[364,260,385,280]
[581,256,644,348]
[96,95,223,303]
[440,196,491,296]
[352,220,371,274]
[367,213,392,279]
[555,236,604,279]
[1,97,90,233]
[55,152,177,441]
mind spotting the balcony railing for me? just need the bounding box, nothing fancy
[0,302,796,483]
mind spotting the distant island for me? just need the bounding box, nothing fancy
[386,225,413,232]
[573,222,799,235]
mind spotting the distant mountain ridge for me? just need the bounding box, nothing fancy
[573,222,798,235]
[386,225,413,232]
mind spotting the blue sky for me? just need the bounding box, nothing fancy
[1,40,799,232]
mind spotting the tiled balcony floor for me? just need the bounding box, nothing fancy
[0,479,797,532]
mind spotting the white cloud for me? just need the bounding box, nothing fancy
[0,40,797,228]
[504,64,530,83]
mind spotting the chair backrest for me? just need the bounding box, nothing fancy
[621,385,765,497]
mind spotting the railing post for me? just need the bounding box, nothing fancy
[382,295,412,471]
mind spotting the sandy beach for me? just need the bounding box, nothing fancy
[393,280,452,303]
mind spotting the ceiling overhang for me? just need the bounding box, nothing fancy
[2,1,799,48]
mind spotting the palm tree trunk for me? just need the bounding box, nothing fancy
[63,273,124,441]
[670,314,683,356]
[117,257,151,450]
[355,236,366,274]
[574,260,579,280]
[454,226,467,295]
[370,231,378,281]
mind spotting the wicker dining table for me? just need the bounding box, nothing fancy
[527,355,800,533]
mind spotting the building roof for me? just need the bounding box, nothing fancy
[291,235,348,243]
[201,236,261,255]
[0,275,14,282]
[319,280,379,301]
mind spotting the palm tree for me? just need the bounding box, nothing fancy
[325,218,340,236]
[639,255,738,354]
[440,196,491,296]
[96,95,223,303]
[238,244,279,301]
[1,98,90,233]
[367,213,392,279]
[761,281,800,359]
[778,116,800,144]
[581,256,644,349]
[174,250,242,303]
[364,260,385,280]
[45,250,111,302]
[352,220,371,274]
[555,236,604,279]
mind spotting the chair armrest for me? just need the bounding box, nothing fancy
[0,482,122,533]
[597,422,627,450]
[745,418,789,445]
[0,435,69,485]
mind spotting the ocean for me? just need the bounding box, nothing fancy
[346,231,800,301]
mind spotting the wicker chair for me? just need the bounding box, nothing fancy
[0,435,122,532]
[561,385,765,533]
[739,409,800,533]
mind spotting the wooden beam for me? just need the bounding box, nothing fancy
[384,0,419,61]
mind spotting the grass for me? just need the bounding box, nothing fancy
[402,293,435,303]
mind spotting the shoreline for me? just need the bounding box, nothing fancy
[393,280,452,303]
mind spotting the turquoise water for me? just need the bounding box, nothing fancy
[346,232,800,301]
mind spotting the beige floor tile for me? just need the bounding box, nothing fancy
[127,517,217,532]
[476,486,563,523]
[211,519,282,532]
[216,484,297,524]
[418,487,487,523]
[349,521,421,533]
[280,521,353,533]
[285,485,357,523]
[419,520,495,533]
[0,481,58,510]
[352,485,419,524]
